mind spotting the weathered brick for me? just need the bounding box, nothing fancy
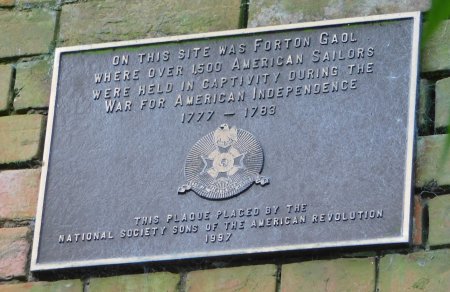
[0,227,29,279]
[0,0,14,7]
[14,0,54,9]
[418,79,433,135]
[14,60,51,112]
[248,0,430,27]
[0,280,82,292]
[428,194,450,247]
[186,264,277,292]
[422,20,450,73]
[89,272,179,292]
[412,195,423,246]
[59,0,241,46]
[435,77,450,130]
[17,0,55,4]
[0,9,55,59]
[0,115,45,165]
[0,169,41,220]
[281,257,375,292]
[415,134,450,188]
[0,65,13,115]
[378,250,450,291]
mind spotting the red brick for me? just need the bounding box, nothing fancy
[412,195,423,246]
[0,169,40,220]
[0,227,29,279]
[0,0,14,7]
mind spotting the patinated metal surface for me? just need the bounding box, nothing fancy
[32,13,420,271]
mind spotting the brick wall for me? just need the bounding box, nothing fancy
[0,0,449,291]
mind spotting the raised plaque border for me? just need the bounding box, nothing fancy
[31,12,421,271]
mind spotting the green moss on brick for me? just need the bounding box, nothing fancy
[0,114,45,165]
[59,0,241,46]
[415,134,450,188]
[422,20,450,73]
[248,0,430,27]
[428,194,450,247]
[0,9,56,58]
[379,250,450,291]
[0,65,13,115]
[435,77,450,130]
[89,272,180,292]
[418,79,433,135]
[186,264,277,292]
[0,280,83,292]
[14,60,51,112]
[18,0,55,4]
[281,257,375,291]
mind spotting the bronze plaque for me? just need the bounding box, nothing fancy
[32,13,420,271]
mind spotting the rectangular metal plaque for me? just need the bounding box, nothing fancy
[32,13,420,271]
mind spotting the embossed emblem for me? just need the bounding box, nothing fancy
[178,124,269,200]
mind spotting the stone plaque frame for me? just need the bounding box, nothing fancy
[32,12,420,271]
